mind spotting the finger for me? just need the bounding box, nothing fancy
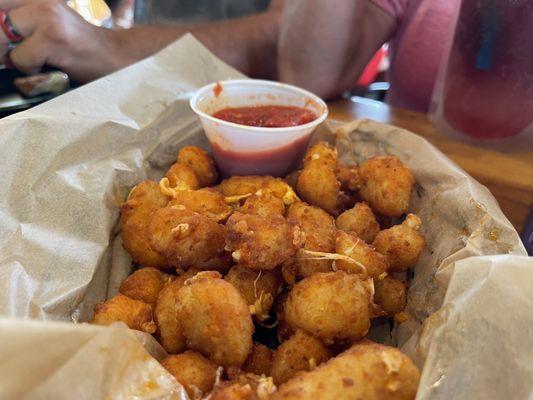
[9,32,50,74]
[6,3,42,38]
[3,1,77,45]
[0,5,35,47]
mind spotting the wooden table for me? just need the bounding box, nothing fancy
[328,97,533,232]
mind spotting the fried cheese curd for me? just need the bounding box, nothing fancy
[286,202,336,279]
[176,271,254,368]
[118,267,174,306]
[242,342,274,376]
[359,156,415,217]
[148,206,230,270]
[168,187,233,222]
[177,146,219,188]
[165,162,200,190]
[224,265,283,321]
[239,192,286,218]
[272,341,420,400]
[218,175,299,205]
[209,373,276,400]
[161,350,218,399]
[296,142,341,215]
[336,162,361,192]
[334,230,389,280]
[335,202,380,243]
[154,268,200,354]
[374,277,407,317]
[284,271,371,344]
[120,180,169,269]
[114,144,424,399]
[373,214,425,272]
[225,212,304,270]
[91,294,156,333]
[271,330,330,385]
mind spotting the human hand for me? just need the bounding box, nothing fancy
[0,0,127,82]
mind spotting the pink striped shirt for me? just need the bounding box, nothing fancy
[371,0,460,112]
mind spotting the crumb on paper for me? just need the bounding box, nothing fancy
[488,229,501,241]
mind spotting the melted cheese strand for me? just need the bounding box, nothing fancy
[298,249,367,276]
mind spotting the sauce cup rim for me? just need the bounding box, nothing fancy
[189,79,329,133]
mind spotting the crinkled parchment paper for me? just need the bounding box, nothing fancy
[0,34,529,399]
[0,319,186,399]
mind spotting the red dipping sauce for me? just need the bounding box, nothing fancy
[212,105,317,128]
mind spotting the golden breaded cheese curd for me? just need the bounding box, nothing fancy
[177,146,219,187]
[271,330,330,385]
[219,175,299,205]
[302,142,337,167]
[239,192,286,218]
[272,341,420,400]
[297,159,341,215]
[359,156,414,217]
[224,265,283,321]
[226,212,304,270]
[335,202,380,243]
[165,162,200,190]
[335,230,389,279]
[154,268,200,354]
[161,350,218,399]
[119,267,174,306]
[297,142,341,216]
[336,162,361,192]
[374,277,407,316]
[120,180,169,269]
[168,187,232,222]
[91,294,156,333]
[148,207,229,270]
[286,202,336,278]
[284,271,371,344]
[242,342,274,377]
[372,214,425,272]
[176,271,254,368]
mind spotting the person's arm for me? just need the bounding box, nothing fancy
[0,0,282,82]
[114,9,281,80]
[277,0,396,99]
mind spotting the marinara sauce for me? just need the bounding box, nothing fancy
[212,105,317,128]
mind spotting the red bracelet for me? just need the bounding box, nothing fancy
[0,10,23,43]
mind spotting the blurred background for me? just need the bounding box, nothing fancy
[0,0,389,117]
[133,0,270,24]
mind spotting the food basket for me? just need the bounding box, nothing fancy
[0,35,530,400]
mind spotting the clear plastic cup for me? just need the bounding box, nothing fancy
[430,0,533,149]
[189,79,328,177]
